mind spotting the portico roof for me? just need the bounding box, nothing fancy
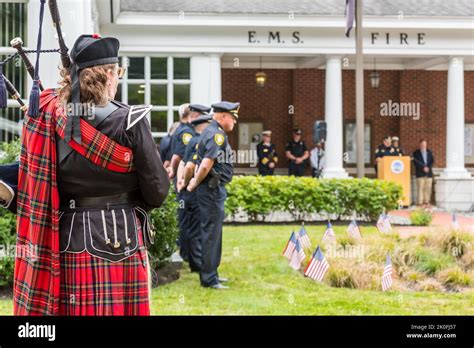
[120,0,473,17]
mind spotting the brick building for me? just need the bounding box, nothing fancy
[1,0,473,209]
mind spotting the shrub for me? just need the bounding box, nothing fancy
[0,139,20,289]
[415,249,454,275]
[459,251,473,270]
[327,267,356,288]
[337,236,357,249]
[405,271,426,283]
[351,262,381,290]
[409,209,433,226]
[415,279,444,292]
[0,210,16,288]
[0,137,20,164]
[148,187,179,269]
[437,268,472,287]
[226,176,403,222]
[440,230,472,258]
[392,244,420,276]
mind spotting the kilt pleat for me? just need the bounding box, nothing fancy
[58,221,150,316]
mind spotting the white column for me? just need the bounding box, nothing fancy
[27,0,94,90]
[441,57,470,178]
[322,56,348,178]
[190,54,222,106]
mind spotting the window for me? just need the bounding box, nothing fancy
[118,56,190,140]
[0,1,27,142]
[344,123,371,164]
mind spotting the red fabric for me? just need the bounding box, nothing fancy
[59,225,150,316]
[14,89,135,315]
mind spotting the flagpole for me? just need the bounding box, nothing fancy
[355,0,365,178]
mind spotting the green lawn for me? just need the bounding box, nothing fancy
[1,225,473,315]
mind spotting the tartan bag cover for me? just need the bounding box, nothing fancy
[14,89,135,315]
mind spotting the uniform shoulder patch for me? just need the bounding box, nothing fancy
[182,132,193,145]
[126,105,152,130]
[214,133,225,146]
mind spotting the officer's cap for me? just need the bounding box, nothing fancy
[191,114,213,126]
[392,136,399,142]
[189,104,211,115]
[71,34,120,69]
[262,130,272,136]
[293,128,302,135]
[212,101,240,119]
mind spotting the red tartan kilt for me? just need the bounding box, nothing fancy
[58,219,150,316]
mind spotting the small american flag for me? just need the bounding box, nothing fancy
[304,246,329,282]
[282,231,297,259]
[381,254,393,291]
[322,221,336,243]
[347,219,362,239]
[451,213,459,231]
[289,238,306,270]
[376,214,392,233]
[298,223,312,249]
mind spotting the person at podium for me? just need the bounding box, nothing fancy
[391,136,404,156]
[374,136,394,173]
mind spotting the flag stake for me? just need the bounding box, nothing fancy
[355,0,365,178]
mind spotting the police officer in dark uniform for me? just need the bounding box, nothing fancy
[285,128,309,176]
[169,104,211,261]
[257,130,278,176]
[391,136,404,156]
[0,163,18,214]
[187,101,239,289]
[375,135,394,172]
[176,114,212,272]
[159,122,179,168]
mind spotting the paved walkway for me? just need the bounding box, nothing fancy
[388,209,474,238]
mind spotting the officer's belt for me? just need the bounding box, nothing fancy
[60,189,142,210]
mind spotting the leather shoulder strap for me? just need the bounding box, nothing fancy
[57,102,119,164]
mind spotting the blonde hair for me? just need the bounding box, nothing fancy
[58,64,117,107]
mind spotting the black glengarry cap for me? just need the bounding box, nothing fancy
[66,34,120,143]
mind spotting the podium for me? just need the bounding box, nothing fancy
[377,156,411,206]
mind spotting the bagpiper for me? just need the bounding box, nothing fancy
[14,32,169,316]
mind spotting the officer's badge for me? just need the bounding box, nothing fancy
[182,133,192,145]
[193,154,197,160]
[214,133,225,146]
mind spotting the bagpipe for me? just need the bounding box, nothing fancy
[0,0,70,213]
[0,0,70,113]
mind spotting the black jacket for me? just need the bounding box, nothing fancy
[413,149,434,178]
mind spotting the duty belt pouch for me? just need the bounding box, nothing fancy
[60,208,140,262]
[134,206,155,249]
[208,168,221,189]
